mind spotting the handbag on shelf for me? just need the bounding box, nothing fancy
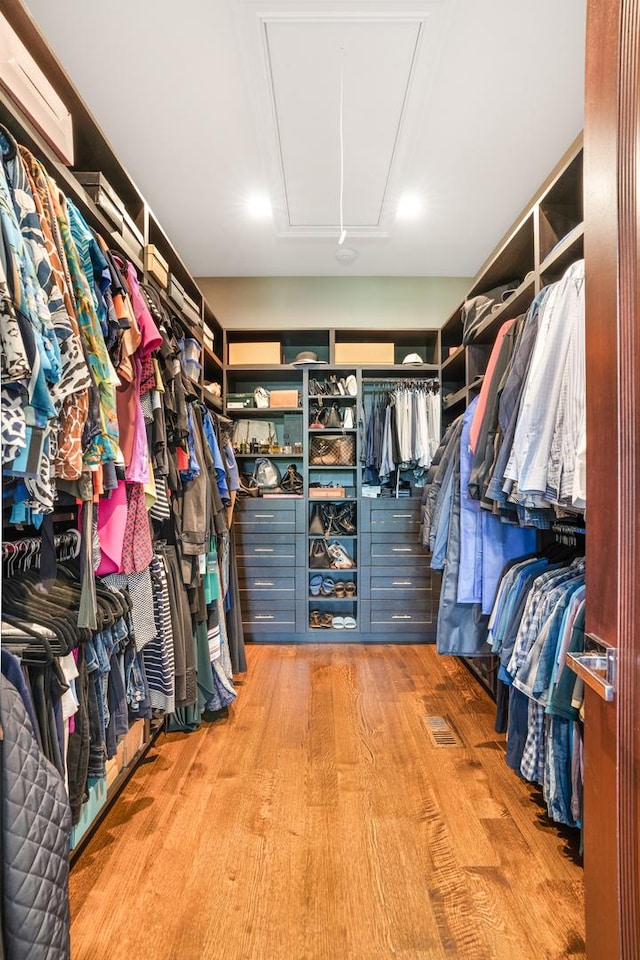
[253,386,270,409]
[309,538,332,569]
[309,502,325,535]
[309,435,356,466]
[327,403,342,428]
[232,419,277,450]
[253,457,281,490]
[280,463,304,494]
[238,474,260,498]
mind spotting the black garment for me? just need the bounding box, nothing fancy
[67,645,90,825]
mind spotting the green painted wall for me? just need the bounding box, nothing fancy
[196,276,470,330]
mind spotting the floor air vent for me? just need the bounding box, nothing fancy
[424,715,462,747]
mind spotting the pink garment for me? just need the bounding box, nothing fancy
[96,480,128,575]
[126,263,162,356]
[469,318,516,454]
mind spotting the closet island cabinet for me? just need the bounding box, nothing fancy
[224,329,442,642]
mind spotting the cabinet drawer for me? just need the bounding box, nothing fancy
[239,575,296,593]
[238,498,298,514]
[370,573,431,592]
[370,507,420,533]
[235,503,298,533]
[235,531,297,546]
[237,541,296,566]
[241,596,296,615]
[369,540,428,564]
[242,610,296,629]
[369,605,436,629]
[370,586,431,601]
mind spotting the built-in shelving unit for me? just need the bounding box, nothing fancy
[224,331,441,642]
[437,133,584,696]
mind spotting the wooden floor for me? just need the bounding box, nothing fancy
[70,644,585,960]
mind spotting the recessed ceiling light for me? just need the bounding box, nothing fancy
[397,194,422,220]
[246,194,272,218]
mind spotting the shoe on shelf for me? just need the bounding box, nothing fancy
[327,541,354,569]
[332,617,345,629]
[342,406,355,429]
[309,610,323,628]
[334,581,346,598]
[310,575,323,597]
[343,616,357,629]
[345,581,356,597]
[321,578,335,596]
[345,375,357,397]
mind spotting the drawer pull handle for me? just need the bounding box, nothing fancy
[391,614,412,620]
[392,514,413,518]
[392,547,413,552]
[255,614,275,620]
[254,581,274,586]
[254,548,274,553]
[254,514,274,518]
[392,580,412,586]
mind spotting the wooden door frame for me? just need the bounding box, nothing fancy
[584,1,640,956]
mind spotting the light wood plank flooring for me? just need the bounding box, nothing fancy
[70,644,585,960]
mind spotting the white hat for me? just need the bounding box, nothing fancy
[402,352,423,365]
[291,351,327,366]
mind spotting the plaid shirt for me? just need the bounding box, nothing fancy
[520,700,547,783]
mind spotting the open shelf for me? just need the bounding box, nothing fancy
[539,222,584,279]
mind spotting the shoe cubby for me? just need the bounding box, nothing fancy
[308,573,357,601]
[308,603,358,632]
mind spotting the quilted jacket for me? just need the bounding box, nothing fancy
[1,674,71,959]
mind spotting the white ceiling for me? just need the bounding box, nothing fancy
[25,0,586,278]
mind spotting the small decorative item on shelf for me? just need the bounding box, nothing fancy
[293,442,303,455]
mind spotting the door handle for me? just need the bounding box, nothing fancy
[567,648,616,702]
[392,580,412,586]
[255,614,275,621]
[254,581,274,587]
[392,547,413,552]
[254,548,274,553]
[254,514,274,518]
[392,514,413,519]
[391,614,412,620]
